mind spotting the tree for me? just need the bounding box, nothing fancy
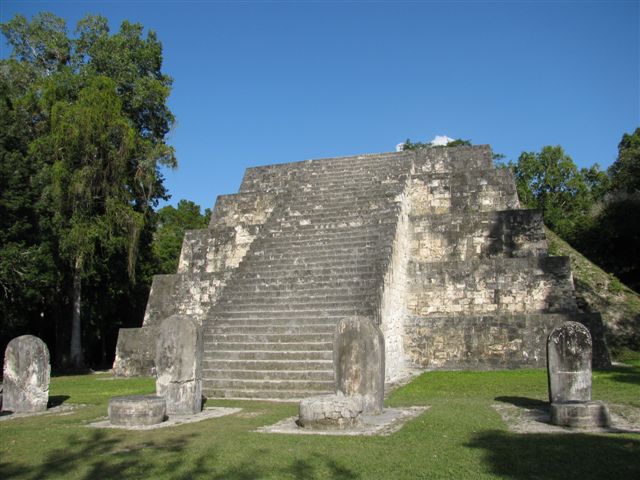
[512,146,606,241]
[576,128,640,292]
[609,127,640,194]
[402,138,472,150]
[1,13,176,368]
[152,201,211,274]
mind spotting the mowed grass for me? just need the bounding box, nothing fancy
[1,360,639,480]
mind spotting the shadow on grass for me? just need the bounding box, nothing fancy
[467,430,640,479]
[602,364,640,386]
[48,395,70,407]
[0,429,359,480]
[494,396,548,410]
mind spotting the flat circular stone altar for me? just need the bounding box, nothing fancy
[298,393,365,430]
[550,401,611,428]
[108,395,166,426]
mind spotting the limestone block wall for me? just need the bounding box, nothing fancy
[410,210,548,262]
[403,313,607,370]
[409,170,519,216]
[376,192,411,381]
[407,257,577,316]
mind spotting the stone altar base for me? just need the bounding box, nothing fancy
[298,393,365,429]
[550,401,611,428]
[493,401,639,434]
[257,406,429,436]
[108,395,167,427]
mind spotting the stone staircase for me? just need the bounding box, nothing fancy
[200,153,412,399]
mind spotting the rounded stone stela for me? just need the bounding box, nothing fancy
[108,395,167,427]
[550,400,611,429]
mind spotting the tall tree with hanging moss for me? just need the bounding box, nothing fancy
[1,12,176,367]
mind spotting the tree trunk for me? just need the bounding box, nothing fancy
[70,257,84,368]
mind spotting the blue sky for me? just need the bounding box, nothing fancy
[2,1,639,211]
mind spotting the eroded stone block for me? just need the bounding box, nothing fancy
[550,400,610,428]
[334,316,385,414]
[155,314,203,414]
[547,321,592,403]
[108,395,166,426]
[298,392,365,429]
[2,335,50,413]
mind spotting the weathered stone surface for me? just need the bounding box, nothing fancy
[550,400,611,428]
[547,321,592,404]
[334,316,385,414]
[298,392,365,429]
[113,327,156,377]
[2,335,50,413]
[108,395,166,426]
[155,314,203,414]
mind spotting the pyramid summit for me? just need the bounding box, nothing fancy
[113,145,608,400]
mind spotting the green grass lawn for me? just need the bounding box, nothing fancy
[1,360,639,480]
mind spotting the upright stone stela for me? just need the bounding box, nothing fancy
[114,146,608,400]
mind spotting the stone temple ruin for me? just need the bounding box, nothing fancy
[114,145,608,400]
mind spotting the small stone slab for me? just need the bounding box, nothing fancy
[547,321,592,403]
[550,401,611,428]
[334,316,385,414]
[2,335,50,413]
[257,406,429,436]
[91,406,241,430]
[155,315,203,415]
[298,393,365,429]
[108,395,166,426]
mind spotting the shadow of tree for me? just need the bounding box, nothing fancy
[603,363,640,386]
[0,428,359,480]
[467,430,640,480]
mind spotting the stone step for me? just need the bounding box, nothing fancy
[225,280,378,295]
[204,350,333,361]
[252,240,381,254]
[225,275,379,289]
[244,251,380,267]
[211,309,372,320]
[201,368,332,381]
[202,378,334,392]
[220,291,374,304]
[208,324,336,335]
[232,265,378,280]
[202,386,331,401]
[203,341,333,351]
[216,297,373,310]
[209,317,347,327]
[236,256,381,270]
[272,219,398,234]
[214,299,371,312]
[260,232,389,247]
[201,358,332,371]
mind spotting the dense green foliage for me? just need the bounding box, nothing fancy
[402,138,472,150]
[513,130,640,293]
[153,200,211,274]
[0,367,638,479]
[0,12,181,367]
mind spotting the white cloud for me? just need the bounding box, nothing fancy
[430,135,454,146]
[395,142,405,152]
